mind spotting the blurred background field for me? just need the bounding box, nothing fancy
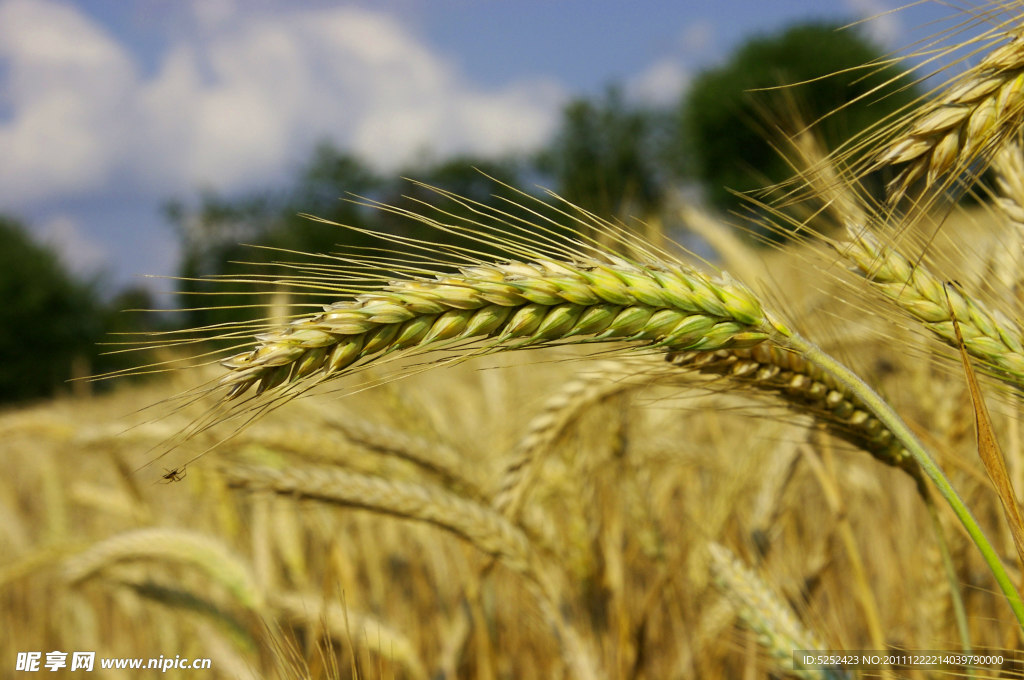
[4,1,1024,678]
[6,205,1024,678]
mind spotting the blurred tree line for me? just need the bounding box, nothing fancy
[2,21,917,404]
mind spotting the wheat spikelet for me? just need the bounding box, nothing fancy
[63,528,263,610]
[875,30,1024,201]
[990,142,1024,301]
[708,543,842,680]
[994,141,1024,228]
[838,222,1024,384]
[223,464,533,574]
[271,591,429,680]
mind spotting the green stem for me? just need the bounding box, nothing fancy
[922,490,973,661]
[780,331,1024,631]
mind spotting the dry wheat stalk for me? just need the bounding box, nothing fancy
[63,528,263,610]
[214,256,780,406]
[708,543,844,680]
[875,31,1024,200]
[271,591,429,680]
[838,222,1024,384]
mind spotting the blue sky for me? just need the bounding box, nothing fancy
[0,0,960,290]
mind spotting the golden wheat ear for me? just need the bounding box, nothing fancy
[176,189,786,448]
[872,27,1024,204]
[708,543,845,680]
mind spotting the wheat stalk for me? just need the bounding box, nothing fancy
[113,576,256,650]
[874,31,1024,201]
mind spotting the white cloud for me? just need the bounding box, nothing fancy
[678,21,714,54]
[625,59,690,107]
[844,0,902,48]
[37,214,107,275]
[0,0,566,207]
[0,0,137,203]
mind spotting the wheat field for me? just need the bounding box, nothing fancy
[9,9,1024,680]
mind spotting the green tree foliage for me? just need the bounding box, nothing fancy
[538,87,664,220]
[0,217,163,403]
[0,217,99,402]
[677,22,917,214]
[169,142,544,330]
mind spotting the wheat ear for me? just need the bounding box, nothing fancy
[181,184,1024,631]
[215,257,776,403]
[224,464,531,573]
[673,346,975,649]
[875,31,1024,200]
[323,415,485,497]
[990,142,1024,299]
[994,141,1024,229]
[492,359,673,519]
[669,346,919,479]
[838,223,1024,384]
[708,543,845,680]
[63,528,263,610]
[223,463,601,680]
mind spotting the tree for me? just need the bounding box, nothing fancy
[538,87,664,221]
[0,217,100,402]
[168,143,543,330]
[676,22,917,214]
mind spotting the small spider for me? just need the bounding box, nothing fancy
[160,467,187,484]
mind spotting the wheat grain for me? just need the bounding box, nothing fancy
[875,31,1024,201]
[63,528,263,610]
